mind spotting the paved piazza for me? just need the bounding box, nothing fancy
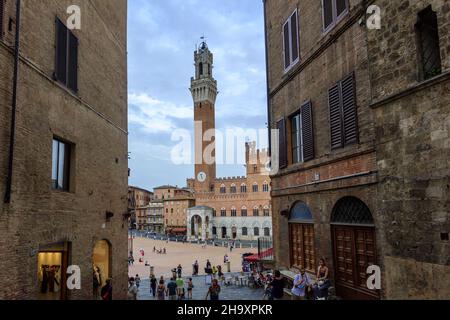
[129,237,256,279]
[128,237,264,300]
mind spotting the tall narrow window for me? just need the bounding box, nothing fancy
[0,0,4,40]
[329,73,358,150]
[283,9,300,72]
[52,139,71,191]
[291,113,303,164]
[241,208,248,217]
[252,183,259,193]
[322,0,348,32]
[231,208,237,217]
[254,228,260,237]
[199,62,203,76]
[221,209,226,217]
[277,118,287,169]
[230,184,237,193]
[55,18,78,92]
[416,6,442,80]
[241,184,247,193]
[291,101,315,164]
[253,208,260,217]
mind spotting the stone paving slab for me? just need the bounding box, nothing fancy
[136,274,265,301]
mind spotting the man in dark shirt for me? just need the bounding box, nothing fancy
[167,278,178,300]
[270,271,285,300]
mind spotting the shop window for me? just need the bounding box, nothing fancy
[37,242,70,300]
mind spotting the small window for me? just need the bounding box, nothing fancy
[242,227,248,236]
[199,62,203,76]
[230,184,237,193]
[221,209,227,217]
[231,208,237,217]
[253,184,259,193]
[241,208,248,217]
[52,138,71,191]
[283,9,300,72]
[264,208,270,217]
[241,184,247,193]
[55,18,78,92]
[263,183,270,192]
[322,0,348,32]
[220,185,226,194]
[264,228,270,237]
[253,208,260,217]
[254,227,260,237]
[416,6,442,80]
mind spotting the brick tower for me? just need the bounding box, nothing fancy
[190,41,218,193]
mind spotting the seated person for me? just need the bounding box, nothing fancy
[313,258,331,299]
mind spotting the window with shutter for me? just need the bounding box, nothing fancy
[277,118,287,169]
[0,0,4,40]
[283,9,300,72]
[328,73,358,150]
[301,101,315,161]
[341,73,358,146]
[55,18,78,93]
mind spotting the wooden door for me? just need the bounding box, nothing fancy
[289,223,315,272]
[332,226,379,300]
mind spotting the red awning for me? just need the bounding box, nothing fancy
[244,248,274,262]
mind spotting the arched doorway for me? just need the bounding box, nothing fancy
[331,197,379,300]
[289,202,315,272]
[221,227,227,239]
[191,215,202,238]
[92,240,111,300]
[232,227,237,239]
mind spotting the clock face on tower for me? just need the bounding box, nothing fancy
[197,172,207,183]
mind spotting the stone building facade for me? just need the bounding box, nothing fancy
[146,201,164,234]
[163,187,195,235]
[186,42,272,241]
[128,186,153,230]
[264,0,449,299]
[0,0,128,300]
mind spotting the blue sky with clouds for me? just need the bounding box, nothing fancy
[128,0,267,191]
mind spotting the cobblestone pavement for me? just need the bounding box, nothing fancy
[137,274,265,301]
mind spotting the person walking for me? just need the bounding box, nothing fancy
[150,275,157,298]
[100,278,112,301]
[291,268,312,300]
[193,260,199,276]
[187,278,194,300]
[205,279,221,301]
[127,277,138,300]
[157,279,166,301]
[135,274,141,289]
[166,277,178,301]
[176,276,185,300]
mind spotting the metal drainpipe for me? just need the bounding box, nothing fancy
[4,0,21,204]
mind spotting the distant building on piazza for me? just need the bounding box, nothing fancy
[185,41,272,241]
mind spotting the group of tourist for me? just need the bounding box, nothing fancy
[153,246,167,254]
[263,258,334,300]
[149,275,195,300]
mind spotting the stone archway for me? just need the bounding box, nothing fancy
[187,206,213,241]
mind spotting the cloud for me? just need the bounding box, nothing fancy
[128,92,192,134]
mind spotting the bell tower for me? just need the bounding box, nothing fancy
[190,41,217,193]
